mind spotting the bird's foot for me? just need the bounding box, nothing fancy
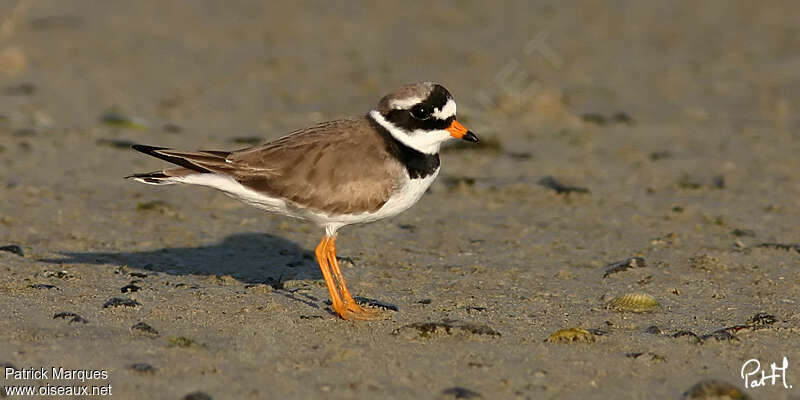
[335,301,382,321]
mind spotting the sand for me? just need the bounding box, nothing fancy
[1,1,799,399]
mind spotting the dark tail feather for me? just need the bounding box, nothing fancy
[131,144,213,173]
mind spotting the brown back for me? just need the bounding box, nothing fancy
[226,117,404,215]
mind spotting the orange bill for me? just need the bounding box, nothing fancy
[445,120,479,142]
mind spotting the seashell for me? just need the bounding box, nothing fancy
[547,328,595,343]
[607,293,660,313]
[682,379,750,400]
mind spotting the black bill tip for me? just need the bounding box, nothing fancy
[462,131,479,143]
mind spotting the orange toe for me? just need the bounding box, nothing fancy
[340,302,382,321]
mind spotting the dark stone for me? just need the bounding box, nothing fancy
[393,320,500,338]
[732,229,755,237]
[748,312,776,327]
[28,284,59,290]
[442,387,482,399]
[53,312,88,324]
[0,245,23,257]
[183,392,213,400]
[602,257,646,278]
[128,363,157,374]
[103,298,140,308]
[538,176,589,194]
[757,243,800,253]
[644,326,663,335]
[701,329,738,342]
[131,322,159,336]
[120,284,141,293]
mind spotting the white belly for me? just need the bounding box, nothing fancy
[305,168,439,234]
[177,169,440,235]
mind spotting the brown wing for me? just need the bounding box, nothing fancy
[225,118,404,215]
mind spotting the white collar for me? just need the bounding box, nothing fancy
[368,110,452,155]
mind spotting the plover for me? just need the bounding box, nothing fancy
[128,82,478,320]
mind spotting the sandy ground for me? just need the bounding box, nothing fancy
[1,1,799,399]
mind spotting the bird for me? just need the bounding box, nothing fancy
[127,82,478,320]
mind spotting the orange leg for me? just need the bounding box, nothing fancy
[325,236,379,320]
[315,236,347,318]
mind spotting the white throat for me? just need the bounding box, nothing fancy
[369,110,452,155]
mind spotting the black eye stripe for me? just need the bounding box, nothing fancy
[385,109,452,131]
[411,104,432,120]
[384,85,455,132]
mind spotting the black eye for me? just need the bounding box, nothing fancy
[410,104,432,120]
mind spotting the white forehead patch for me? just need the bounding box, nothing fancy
[389,97,423,110]
[432,99,457,120]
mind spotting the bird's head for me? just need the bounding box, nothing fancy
[369,82,478,154]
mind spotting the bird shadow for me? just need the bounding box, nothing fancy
[40,232,326,311]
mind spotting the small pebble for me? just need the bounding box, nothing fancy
[183,392,213,400]
[103,298,140,308]
[121,284,141,293]
[28,283,59,290]
[538,176,590,194]
[644,326,664,335]
[547,328,595,343]
[168,336,205,349]
[131,322,159,336]
[602,257,646,278]
[128,363,157,374]
[441,387,482,399]
[700,329,738,342]
[748,312,776,327]
[40,270,76,280]
[53,312,88,324]
[731,229,755,237]
[393,320,500,339]
[0,245,23,257]
[757,242,800,254]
